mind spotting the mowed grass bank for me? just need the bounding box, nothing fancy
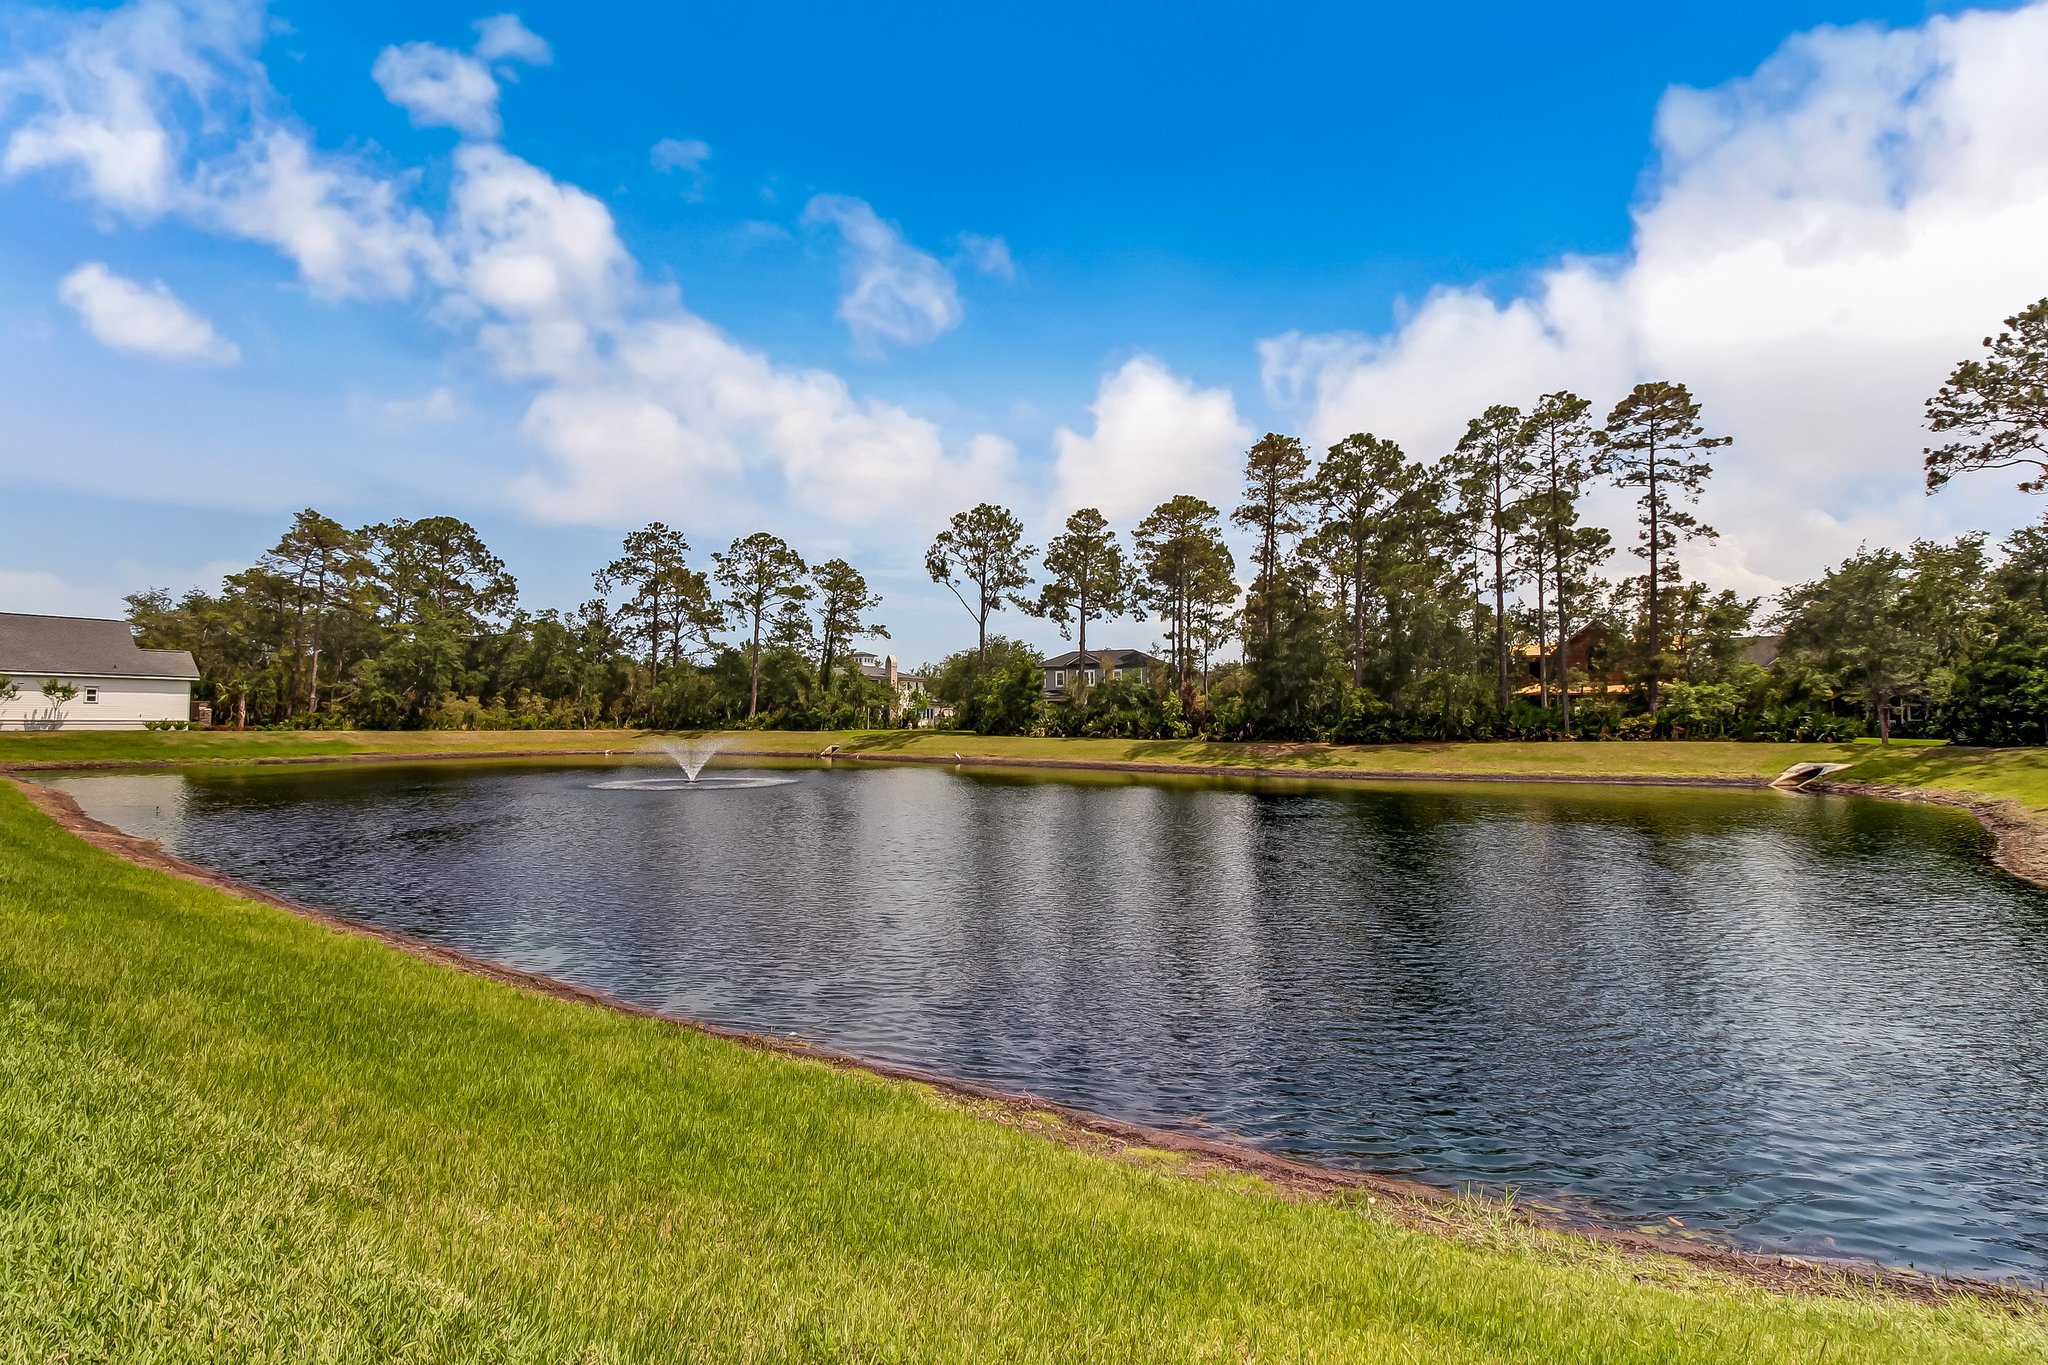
[2,785,2043,1361]
[1832,744,2048,816]
[0,725,1875,781]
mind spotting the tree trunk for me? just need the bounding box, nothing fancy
[1646,439,1661,714]
[748,605,763,717]
[1556,555,1573,740]
[1492,531,1509,712]
[1353,540,1368,690]
[1077,580,1088,675]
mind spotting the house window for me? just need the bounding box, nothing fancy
[1053,670,1065,688]
[1085,669,1099,684]
[83,686,98,704]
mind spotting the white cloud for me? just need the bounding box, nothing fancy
[0,559,243,618]
[0,0,260,216]
[650,136,710,199]
[650,136,709,174]
[0,566,129,617]
[372,42,502,139]
[3,4,1015,532]
[199,128,448,300]
[371,16,550,140]
[378,386,462,424]
[471,14,550,66]
[57,261,238,363]
[1262,3,2048,595]
[803,193,963,352]
[957,231,1016,281]
[1051,356,1250,524]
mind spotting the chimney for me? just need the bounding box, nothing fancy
[885,654,898,686]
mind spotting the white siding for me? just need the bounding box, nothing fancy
[0,674,192,730]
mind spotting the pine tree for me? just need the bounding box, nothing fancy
[1925,297,2048,495]
[1445,405,1534,712]
[713,533,811,718]
[811,558,887,689]
[1133,496,1236,695]
[1031,508,1138,668]
[1231,433,1313,652]
[924,503,1035,662]
[1518,392,1607,735]
[1307,433,1407,690]
[1595,381,1730,712]
[594,524,722,685]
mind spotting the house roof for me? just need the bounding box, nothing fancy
[1039,648,1161,670]
[0,612,200,681]
[855,662,923,686]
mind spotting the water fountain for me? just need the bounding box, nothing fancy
[589,735,797,792]
[651,734,731,782]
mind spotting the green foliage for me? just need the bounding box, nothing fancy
[926,502,1035,659]
[1594,382,1729,709]
[960,652,1044,736]
[1133,495,1236,693]
[1945,605,2048,744]
[812,556,887,688]
[1030,507,1139,664]
[1925,295,2048,494]
[714,531,811,718]
[1045,671,1189,739]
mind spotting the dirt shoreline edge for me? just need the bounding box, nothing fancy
[9,772,2037,1309]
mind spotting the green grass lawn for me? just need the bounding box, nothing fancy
[1832,745,2048,815]
[0,726,645,765]
[0,725,1876,781]
[1,782,2042,1361]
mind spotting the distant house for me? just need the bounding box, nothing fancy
[844,650,948,726]
[1039,648,1163,697]
[1737,634,1783,669]
[0,612,199,730]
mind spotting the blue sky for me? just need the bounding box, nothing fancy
[3,0,2046,665]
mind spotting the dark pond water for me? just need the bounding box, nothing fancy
[51,759,2048,1281]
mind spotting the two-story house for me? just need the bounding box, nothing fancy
[1039,648,1163,697]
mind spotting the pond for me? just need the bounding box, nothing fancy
[48,758,2048,1282]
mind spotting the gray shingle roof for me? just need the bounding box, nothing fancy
[0,612,200,681]
[1039,648,1161,670]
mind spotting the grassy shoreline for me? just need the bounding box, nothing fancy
[0,724,1912,779]
[7,725,2047,811]
[3,780,2043,1360]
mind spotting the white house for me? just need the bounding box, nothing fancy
[0,612,200,730]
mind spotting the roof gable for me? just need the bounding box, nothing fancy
[1039,648,1162,670]
[0,612,200,681]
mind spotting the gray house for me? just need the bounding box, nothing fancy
[1039,648,1163,697]
[0,612,199,730]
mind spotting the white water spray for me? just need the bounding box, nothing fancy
[649,735,732,782]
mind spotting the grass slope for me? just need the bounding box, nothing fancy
[1834,745,2048,815]
[1,784,2041,1361]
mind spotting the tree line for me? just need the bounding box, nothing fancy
[127,517,895,730]
[128,295,2048,742]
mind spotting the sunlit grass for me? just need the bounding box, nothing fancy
[1837,745,2048,813]
[1,782,2041,1361]
[0,725,1873,781]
